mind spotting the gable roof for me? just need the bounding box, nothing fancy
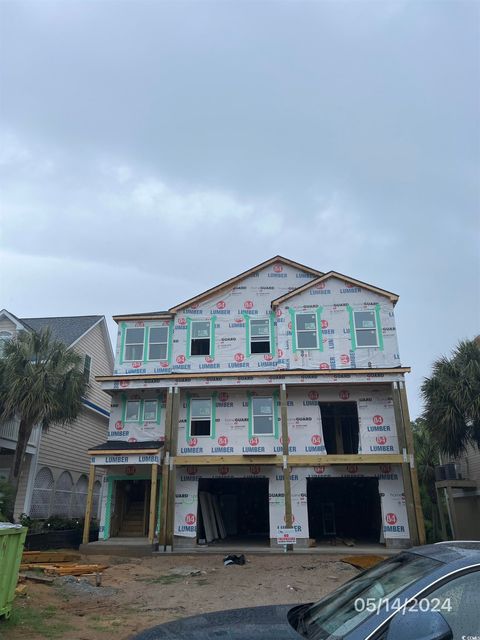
[0,309,29,331]
[20,315,104,347]
[271,271,399,306]
[169,255,323,313]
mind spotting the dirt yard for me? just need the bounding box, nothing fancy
[3,553,363,639]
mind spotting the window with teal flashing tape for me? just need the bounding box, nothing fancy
[251,397,275,436]
[124,327,145,361]
[189,398,212,437]
[122,397,162,424]
[250,318,271,354]
[148,326,169,360]
[190,320,211,356]
[125,400,141,422]
[354,310,378,347]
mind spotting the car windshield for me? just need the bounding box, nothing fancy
[299,553,442,639]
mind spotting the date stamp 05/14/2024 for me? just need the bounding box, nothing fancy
[353,597,452,615]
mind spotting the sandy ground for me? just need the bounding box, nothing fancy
[4,553,361,640]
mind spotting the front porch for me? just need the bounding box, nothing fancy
[83,440,164,546]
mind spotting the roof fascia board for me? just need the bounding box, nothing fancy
[0,309,29,331]
[113,314,173,323]
[271,271,399,307]
[169,255,323,313]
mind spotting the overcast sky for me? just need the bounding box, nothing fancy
[0,0,479,418]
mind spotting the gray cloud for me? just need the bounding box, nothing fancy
[1,0,479,417]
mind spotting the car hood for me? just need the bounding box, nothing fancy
[130,604,304,640]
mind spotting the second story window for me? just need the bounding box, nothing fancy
[148,326,168,360]
[190,321,210,356]
[124,328,144,361]
[190,398,212,436]
[250,319,271,354]
[83,354,92,383]
[252,397,274,435]
[143,399,158,422]
[295,312,318,349]
[123,397,161,423]
[125,400,141,422]
[354,310,378,347]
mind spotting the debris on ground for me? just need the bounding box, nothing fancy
[20,562,108,576]
[340,555,387,570]
[55,575,118,597]
[22,551,81,564]
[168,567,206,577]
[223,554,246,566]
[19,571,55,584]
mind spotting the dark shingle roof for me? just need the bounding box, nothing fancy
[89,440,164,452]
[20,315,103,347]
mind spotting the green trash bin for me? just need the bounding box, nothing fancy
[0,524,28,620]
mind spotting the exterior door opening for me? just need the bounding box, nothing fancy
[111,479,149,538]
[197,478,269,545]
[319,402,359,454]
[307,477,381,544]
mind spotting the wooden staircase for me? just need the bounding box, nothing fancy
[118,501,145,537]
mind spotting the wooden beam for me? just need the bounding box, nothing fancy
[280,385,293,532]
[148,463,159,544]
[88,449,163,456]
[392,383,419,546]
[166,387,180,547]
[398,382,426,545]
[172,454,404,466]
[82,464,96,545]
[173,455,284,466]
[446,487,459,538]
[158,388,173,548]
[288,454,404,466]
[96,367,411,383]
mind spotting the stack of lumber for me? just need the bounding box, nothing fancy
[20,551,108,576]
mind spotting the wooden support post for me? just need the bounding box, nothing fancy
[435,485,448,540]
[280,384,293,547]
[148,463,159,544]
[165,387,180,547]
[398,382,426,545]
[158,388,173,548]
[392,384,419,546]
[445,487,458,538]
[82,464,96,544]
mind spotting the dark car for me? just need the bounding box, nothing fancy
[131,541,480,640]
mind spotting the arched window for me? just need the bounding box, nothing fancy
[30,467,54,518]
[92,480,102,519]
[0,331,12,357]
[52,471,73,517]
[71,475,88,517]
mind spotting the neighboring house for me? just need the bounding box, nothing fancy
[0,310,114,521]
[83,256,424,550]
[435,444,480,540]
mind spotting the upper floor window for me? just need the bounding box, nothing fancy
[125,399,141,422]
[0,331,12,357]
[190,398,212,436]
[190,321,210,356]
[148,327,168,360]
[83,354,92,383]
[250,319,271,354]
[252,397,274,435]
[124,397,160,423]
[124,328,144,361]
[295,313,318,349]
[122,324,170,362]
[354,311,378,347]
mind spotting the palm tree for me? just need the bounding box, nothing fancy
[421,338,480,457]
[0,328,86,517]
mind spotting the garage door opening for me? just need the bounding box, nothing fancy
[307,477,381,544]
[197,478,269,545]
